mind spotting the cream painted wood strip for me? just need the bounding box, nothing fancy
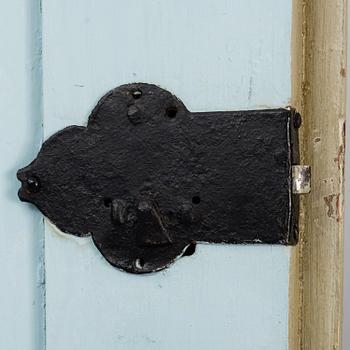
[290,0,346,349]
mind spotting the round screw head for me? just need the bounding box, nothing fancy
[26,176,40,193]
[166,106,178,118]
[131,90,142,99]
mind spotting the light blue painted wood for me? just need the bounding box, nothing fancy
[0,1,45,349]
[42,1,292,349]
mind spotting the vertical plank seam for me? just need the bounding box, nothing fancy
[36,0,46,348]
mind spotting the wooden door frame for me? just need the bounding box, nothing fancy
[290,0,347,349]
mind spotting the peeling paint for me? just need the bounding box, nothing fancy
[333,144,344,170]
[323,193,341,221]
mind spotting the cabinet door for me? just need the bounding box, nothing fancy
[0,2,44,350]
[7,1,293,349]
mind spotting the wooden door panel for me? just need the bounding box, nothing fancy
[42,1,292,349]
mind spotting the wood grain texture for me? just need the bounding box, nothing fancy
[290,0,347,348]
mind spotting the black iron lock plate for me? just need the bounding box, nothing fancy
[17,83,299,274]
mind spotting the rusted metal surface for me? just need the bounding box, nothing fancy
[17,83,299,273]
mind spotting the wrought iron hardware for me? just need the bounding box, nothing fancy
[17,83,304,274]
